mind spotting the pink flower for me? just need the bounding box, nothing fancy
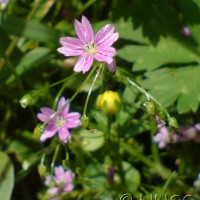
[37,97,81,143]
[53,166,74,192]
[57,16,119,73]
[45,166,75,197]
[153,126,179,148]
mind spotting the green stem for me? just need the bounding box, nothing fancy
[114,69,170,119]
[78,0,97,15]
[70,66,97,103]
[53,83,67,109]
[83,68,100,116]
[48,73,78,89]
[51,144,60,174]
[41,66,97,128]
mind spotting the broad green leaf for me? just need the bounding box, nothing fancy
[0,151,14,200]
[117,36,200,71]
[6,47,52,83]
[123,162,141,193]
[141,66,200,113]
[84,163,107,189]
[115,17,150,44]
[1,15,60,43]
[73,129,105,152]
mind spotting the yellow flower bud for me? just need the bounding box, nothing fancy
[97,91,121,115]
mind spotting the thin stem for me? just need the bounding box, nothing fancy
[41,66,97,128]
[70,66,97,103]
[115,69,170,119]
[83,68,100,116]
[51,144,60,174]
[48,73,78,89]
[53,83,67,109]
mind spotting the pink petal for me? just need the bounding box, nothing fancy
[74,16,94,43]
[97,46,116,57]
[81,16,94,41]
[57,47,83,57]
[64,171,74,182]
[58,37,84,57]
[106,59,116,73]
[97,32,119,47]
[60,36,83,48]
[57,97,68,111]
[47,187,59,195]
[94,52,113,64]
[63,184,74,192]
[66,112,81,128]
[74,54,94,73]
[95,24,119,47]
[40,130,57,142]
[54,166,65,178]
[58,128,71,143]
[45,121,56,131]
[37,107,54,122]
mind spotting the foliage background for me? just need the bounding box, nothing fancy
[0,0,200,199]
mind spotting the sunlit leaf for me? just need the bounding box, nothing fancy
[117,36,200,71]
[141,66,200,113]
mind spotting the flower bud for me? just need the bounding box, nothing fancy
[168,117,178,128]
[81,115,89,128]
[19,93,36,108]
[38,164,47,177]
[33,124,43,139]
[97,91,121,115]
[143,101,155,115]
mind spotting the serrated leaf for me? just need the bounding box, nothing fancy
[141,66,200,113]
[117,36,200,71]
[115,17,149,44]
[6,47,52,83]
[0,151,14,200]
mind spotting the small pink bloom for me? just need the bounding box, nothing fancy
[181,27,191,37]
[37,97,81,143]
[45,166,75,197]
[57,16,119,73]
[153,126,178,148]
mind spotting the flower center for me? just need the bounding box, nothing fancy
[84,41,97,55]
[56,116,66,128]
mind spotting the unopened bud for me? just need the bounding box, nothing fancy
[38,164,47,177]
[168,117,178,128]
[19,93,36,108]
[81,115,89,128]
[97,91,121,115]
[144,101,155,115]
[33,124,43,139]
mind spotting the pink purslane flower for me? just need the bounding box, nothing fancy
[45,166,75,197]
[57,15,119,73]
[153,126,179,148]
[37,97,81,143]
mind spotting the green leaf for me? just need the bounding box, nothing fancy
[73,129,105,152]
[1,15,60,43]
[123,162,141,193]
[6,47,52,83]
[117,36,200,71]
[141,66,200,113]
[115,17,149,44]
[0,151,14,200]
